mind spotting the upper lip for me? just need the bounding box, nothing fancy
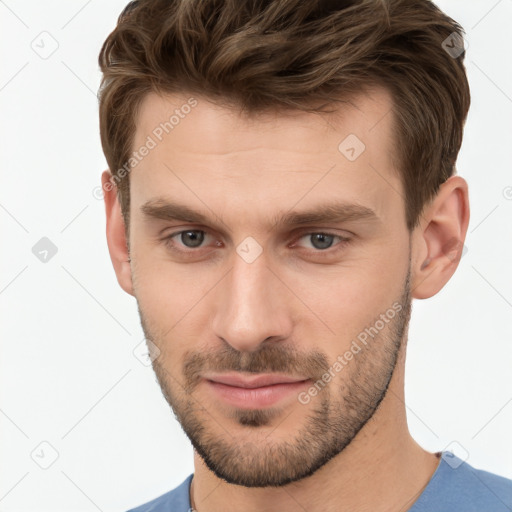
[204,373,309,389]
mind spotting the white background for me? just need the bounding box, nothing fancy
[1,1,511,510]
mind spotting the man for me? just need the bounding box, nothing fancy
[98,0,512,511]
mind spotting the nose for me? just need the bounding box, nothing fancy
[211,251,293,353]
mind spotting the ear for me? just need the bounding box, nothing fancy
[101,170,134,296]
[411,175,470,299]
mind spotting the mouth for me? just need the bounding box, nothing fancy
[202,373,311,409]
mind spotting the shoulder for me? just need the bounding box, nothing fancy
[126,474,194,512]
[411,452,512,512]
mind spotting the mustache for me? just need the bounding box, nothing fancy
[180,343,330,390]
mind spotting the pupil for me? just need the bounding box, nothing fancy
[182,230,204,248]
[312,233,333,250]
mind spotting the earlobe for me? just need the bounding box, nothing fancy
[411,176,470,300]
[101,170,134,296]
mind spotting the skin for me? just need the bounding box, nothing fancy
[102,86,469,512]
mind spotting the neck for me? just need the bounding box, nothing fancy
[190,344,440,512]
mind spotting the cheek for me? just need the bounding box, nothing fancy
[132,252,216,359]
[291,243,407,346]
[132,235,205,311]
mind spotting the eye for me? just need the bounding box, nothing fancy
[160,229,351,257]
[163,229,211,251]
[293,232,351,252]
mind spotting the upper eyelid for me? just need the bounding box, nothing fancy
[162,224,352,236]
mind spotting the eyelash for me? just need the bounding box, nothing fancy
[160,229,351,257]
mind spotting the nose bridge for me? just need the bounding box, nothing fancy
[212,250,291,352]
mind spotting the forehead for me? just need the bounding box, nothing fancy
[133,87,395,153]
[129,87,403,229]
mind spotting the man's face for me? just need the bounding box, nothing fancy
[128,87,413,487]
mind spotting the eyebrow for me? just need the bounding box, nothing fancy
[141,198,379,230]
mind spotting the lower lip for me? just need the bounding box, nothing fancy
[205,379,310,409]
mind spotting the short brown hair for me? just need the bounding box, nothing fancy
[98,0,470,232]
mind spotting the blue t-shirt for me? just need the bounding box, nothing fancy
[127,452,512,511]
